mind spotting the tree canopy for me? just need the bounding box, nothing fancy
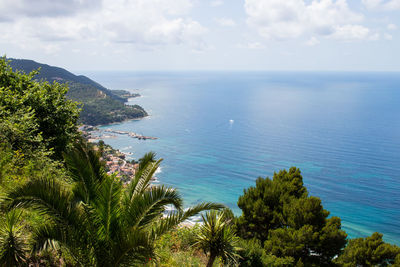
[0,57,80,158]
[335,232,400,267]
[236,167,347,266]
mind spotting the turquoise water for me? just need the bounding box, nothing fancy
[84,71,400,244]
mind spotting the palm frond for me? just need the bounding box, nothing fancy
[183,203,225,221]
[91,175,123,243]
[130,159,162,198]
[63,140,106,203]
[195,210,242,266]
[123,185,183,229]
[4,178,83,228]
[138,152,157,172]
[151,202,224,239]
[2,144,227,267]
[112,228,153,267]
[127,152,157,194]
[32,222,94,266]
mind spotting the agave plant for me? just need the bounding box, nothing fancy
[195,210,241,267]
[3,141,223,266]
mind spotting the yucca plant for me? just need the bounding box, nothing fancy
[3,141,223,266]
[195,210,241,267]
[0,209,27,266]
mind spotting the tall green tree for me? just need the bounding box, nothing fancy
[236,167,347,266]
[3,142,223,266]
[0,57,80,158]
[195,209,241,267]
[335,232,400,266]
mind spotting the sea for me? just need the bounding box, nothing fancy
[83,71,400,244]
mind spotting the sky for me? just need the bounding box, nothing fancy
[0,0,399,71]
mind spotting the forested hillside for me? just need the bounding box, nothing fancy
[8,58,147,125]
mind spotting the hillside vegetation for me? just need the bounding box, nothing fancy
[8,58,147,125]
[1,58,400,266]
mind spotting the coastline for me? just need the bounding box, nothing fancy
[89,95,148,128]
[83,115,156,143]
[91,114,148,128]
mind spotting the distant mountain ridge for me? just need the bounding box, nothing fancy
[8,58,147,125]
[9,58,124,102]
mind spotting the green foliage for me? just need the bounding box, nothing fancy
[8,58,147,126]
[237,167,347,266]
[237,237,296,267]
[335,232,400,266]
[0,57,80,158]
[0,109,42,154]
[195,210,241,267]
[110,89,140,100]
[262,253,297,266]
[0,143,67,193]
[0,210,27,266]
[237,238,266,267]
[3,141,223,266]
[174,225,200,251]
[138,151,157,172]
[237,167,307,242]
[8,58,126,103]
[154,225,205,266]
[78,97,147,125]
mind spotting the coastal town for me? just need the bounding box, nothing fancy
[79,125,157,183]
[101,143,137,183]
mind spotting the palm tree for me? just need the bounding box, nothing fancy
[0,210,27,266]
[195,210,241,267]
[3,141,223,266]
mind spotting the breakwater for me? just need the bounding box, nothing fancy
[105,129,158,140]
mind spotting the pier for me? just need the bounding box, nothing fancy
[105,129,158,140]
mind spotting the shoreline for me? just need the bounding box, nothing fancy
[82,118,157,143]
[95,114,149,128]
[88,93,147,127]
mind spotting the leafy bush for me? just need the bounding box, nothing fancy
[155,225,202,263]
[335,232,400,266]
[0,57,80,158]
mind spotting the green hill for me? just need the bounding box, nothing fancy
[8,58,147,125]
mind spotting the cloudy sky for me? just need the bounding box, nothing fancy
[1,0,399,71]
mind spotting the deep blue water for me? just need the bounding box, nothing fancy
[84,71,400,244]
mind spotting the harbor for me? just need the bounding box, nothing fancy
[104,129,158,140]
[79,125,158,142]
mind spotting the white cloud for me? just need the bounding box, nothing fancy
[385,0,400,9]
[305,37,320,46]
[329,25,371,40]
[210,0,224,7]
[215,18,236,27]
[362,0,383,9]
[384,33,393,40]
[247,42,265,49]
[245,0,373,41]
[0,0,101,20]
[237,41,265,49]
[387,23,397,30]
[0,0,207,51]
[362,0,400,10]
